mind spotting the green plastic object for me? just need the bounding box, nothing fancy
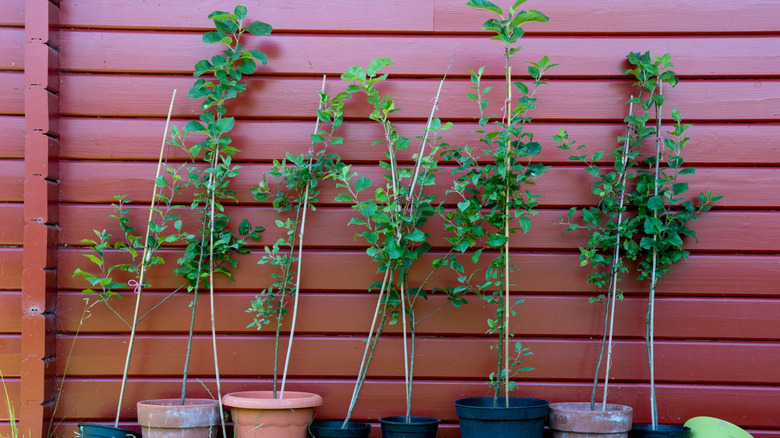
[683,417,753,438]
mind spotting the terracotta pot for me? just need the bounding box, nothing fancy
[221,391,322,438]
[136,399,220,438]
[548,402,633,438]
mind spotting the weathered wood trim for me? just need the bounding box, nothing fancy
[22,0,59,436]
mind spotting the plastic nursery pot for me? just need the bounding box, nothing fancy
[136,399,221,438]
[548,402,633,438]
[308,420,371,438]
[222,391,323,438]
[378,416,440,438]
[79,423,142,438]
[683,416,753,438]
[454,396,549,438]
[630,424,691,438]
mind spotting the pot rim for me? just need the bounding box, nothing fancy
[222,390,323,410]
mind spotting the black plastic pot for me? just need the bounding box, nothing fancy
[378,416,439,438]
[309,420,371,438]
[630,424,691,438]
[78,423,142,438]
[454,396,549,438]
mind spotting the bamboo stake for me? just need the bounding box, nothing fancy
[114,89,176,427]
[279,75,328,399]
[600,98,635,410]
[343,268,392,428]
[208,147,227,438]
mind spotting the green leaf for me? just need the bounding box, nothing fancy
[647,195,665,211]
[245,21,272,36]
[466,0,502,15]
[407,229,426,243]
[355,176,372,193]
[511,10,549,27]
[216,116,235,134]
[367,57,394,78]
[487,234,508,247]
[234,5,247,20]
[341,65,366,82]
[203,31,228,44]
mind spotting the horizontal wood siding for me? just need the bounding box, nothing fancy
[6,0,776,437]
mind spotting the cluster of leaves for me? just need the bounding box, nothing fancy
[334,58,450,311]
[334,57,463,421]
[439,0,552,403]
[169,6,269,289]
[624,52,722,280]
[74,172,184,323]
[246,88,349,396]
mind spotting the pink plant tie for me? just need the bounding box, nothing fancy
[431,97,439,111]
[500,98,511,125]
[128,279,141,294]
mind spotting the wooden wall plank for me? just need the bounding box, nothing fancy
[54,379,780,428]
[59,75,780,122]
[60,0,434,32]
[59,117,780,166]
[0,249,23,290]
[56,292,780,343]
[0,293,22,333]
[0,336,22,376]
[0,72,24,115]
[59,31,780,78]
[55,335,780,386]
[0,27,24,71]
[57,161,780,209]
[0,160,25,202]
[0,116,25,159]
[434,0,780,34]
[57,0,780,34]
[0,0,24,27]
[0,204,24,245]
[57,204,780,254]
[57,248,780,298]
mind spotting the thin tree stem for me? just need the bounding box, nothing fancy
[115,89,176,426]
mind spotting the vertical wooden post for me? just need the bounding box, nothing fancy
[22,0,60,437]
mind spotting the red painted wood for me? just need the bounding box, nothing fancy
[0,249,23,290]
[0,293,22,333]
[59,117,780,166]
[0,204,23,245]
[434,0,780,34]
[54,335,780,387]
[0,28,24,71]
[57,247,780,298]
[57,0,780,34]
[0,116,25,159]
[0,72,24,115]
[59,75,780,122]
[57,204,780,254]
[57,160,780,209]
[60,0,433,32]
[59,31,780,78]
[56,291,780,342]
[0,0,24,26]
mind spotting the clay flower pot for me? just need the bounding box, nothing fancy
[136,399,220,438]
[548,402,633,438]
[222,390,322,438]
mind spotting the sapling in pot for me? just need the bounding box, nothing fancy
[246,77,349,398]
[443,1,553,436]
[326,57,461,436]
[623,52,720,434]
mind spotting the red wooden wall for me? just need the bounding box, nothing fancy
[3,0,780,437]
